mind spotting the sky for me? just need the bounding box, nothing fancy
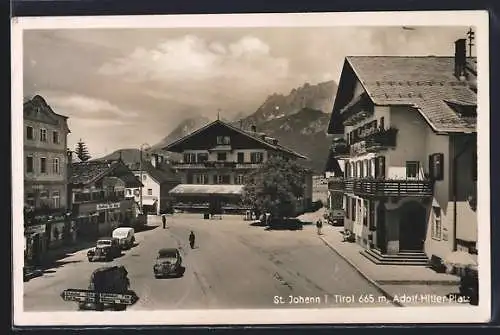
[23,26,472,158]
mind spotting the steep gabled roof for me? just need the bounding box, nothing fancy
[70,160,119,185]
[23,95,71,133]
[143,161,179,184]
[162,119,308,159]
[70,159,143,187]
[328,56,477,134]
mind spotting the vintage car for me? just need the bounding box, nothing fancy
[112,227,135,250]
[459,266,479,305]
[153,248,184,278]
[78,265,131,311]
[325,209,345,227]
[87,237,121,262]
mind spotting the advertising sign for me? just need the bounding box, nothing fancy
[96,202,121,211]
[25,224,46,234]
[60,289,139,305]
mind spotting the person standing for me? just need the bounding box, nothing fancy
[316,219,323,235]
[161,214,167,229]
[189,231,195,249]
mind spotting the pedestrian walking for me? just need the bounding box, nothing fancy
[189,231,196,249]
[162,214,167,229]
[316,219,323,235]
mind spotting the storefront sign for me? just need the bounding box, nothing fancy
[25,224,46,234]
[96,202,121,211]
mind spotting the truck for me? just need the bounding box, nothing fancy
[61,265,138,311]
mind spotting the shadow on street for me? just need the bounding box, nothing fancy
[41,259,83,272]
[250,218,313,231]
[135,225,159,233]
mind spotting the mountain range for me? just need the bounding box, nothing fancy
[99,80,338,173]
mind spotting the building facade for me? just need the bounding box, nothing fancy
[127,155,180,215]
[326,38,477,265]
[23,95,72,265]
[69,160,142,239]
[163,120,312,214]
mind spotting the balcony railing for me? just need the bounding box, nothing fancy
[328,177,345,191]
[332,178,433,197]
[173,161,263,169]
[365,127,398,152]
[348,178,433,197]
[73,192,124,204]
[331,142,350,158]
[349,127,398,156]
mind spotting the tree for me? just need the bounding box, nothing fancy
[75,139,91,162]
[242,156,308,221]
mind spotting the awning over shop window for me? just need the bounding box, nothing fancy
[141,198,157,206]
[169,184,244,196]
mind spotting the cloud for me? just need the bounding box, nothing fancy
[36,90,139,118]
[98,35,289,83]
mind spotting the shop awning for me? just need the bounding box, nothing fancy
[169,184,244,196]
[141,198,158,206]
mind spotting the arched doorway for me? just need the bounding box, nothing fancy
[398,201,427,251]
[376,203,387,253]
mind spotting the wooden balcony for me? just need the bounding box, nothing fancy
[365,128,398,152]
[331,143,350,158]
[173,162,263,170]
[349,127,398,156]
[328,177,345,191]
[346,178,433,198]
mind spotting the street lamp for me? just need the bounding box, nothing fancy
[139,143,150,212]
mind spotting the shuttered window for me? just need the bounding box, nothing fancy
[375,156,385,178]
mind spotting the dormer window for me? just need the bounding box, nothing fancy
[445,100,477,118]
[216,136,231,145]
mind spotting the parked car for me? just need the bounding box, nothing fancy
[78,265,131,311]
[112,227,135,249]
[325,209,345,226]
[459,266,479,305]
[87,237,121,262]
[153,248,184,278]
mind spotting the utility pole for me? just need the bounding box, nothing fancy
[467,27,475,58]
[139,143,150,213]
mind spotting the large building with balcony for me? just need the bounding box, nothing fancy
[326,38,477,265]
[163,119,312,214]
[68,159,142,239]
[23,95,72,264]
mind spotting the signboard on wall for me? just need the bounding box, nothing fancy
[96,202,121,211]
[25,224,46,234]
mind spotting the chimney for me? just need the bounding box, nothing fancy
[251,125,257,133]
[454,38,467,80]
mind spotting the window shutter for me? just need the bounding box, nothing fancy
[428,154,433,179]
[431,153,444,181]
[376,156,385,178]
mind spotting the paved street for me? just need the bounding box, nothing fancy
[24,214,397,311]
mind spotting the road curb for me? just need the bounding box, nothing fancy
[319,236,404,307]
